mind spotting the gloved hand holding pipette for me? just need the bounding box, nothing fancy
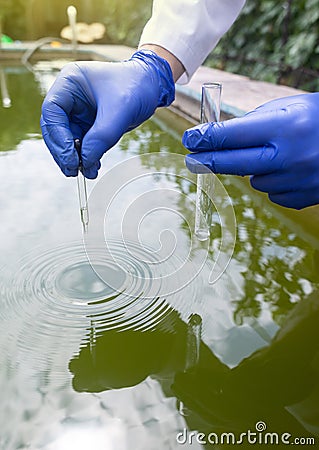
[184,93,319,210]
[40,50,175,179]
[40,1,245,179]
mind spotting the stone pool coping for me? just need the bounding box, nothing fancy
[1,42,318,247]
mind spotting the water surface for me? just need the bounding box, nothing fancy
[0,64,318,449]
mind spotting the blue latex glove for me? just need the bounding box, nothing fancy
[40,50,175,178]
[183,93,319,209]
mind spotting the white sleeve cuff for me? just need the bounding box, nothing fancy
[139,0,246,84]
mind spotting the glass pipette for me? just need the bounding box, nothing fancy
[75,139,89,233]
[194,83,222,241]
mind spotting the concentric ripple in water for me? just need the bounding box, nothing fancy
[0,240,195,352]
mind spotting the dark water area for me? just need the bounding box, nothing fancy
[0,63,318,448]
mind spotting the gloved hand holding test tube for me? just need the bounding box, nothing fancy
[74,139,89,233]
[194,83,222,241]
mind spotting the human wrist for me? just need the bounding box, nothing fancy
[139,44,185,82]
[131,48,175,107]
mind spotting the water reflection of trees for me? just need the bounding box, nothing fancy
[127,117,319,326]
[227,191,319,326]
[70,291,319,437]
[173,291,319,436]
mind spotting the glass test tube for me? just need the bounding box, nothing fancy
[75,139,89,233]
[195,83,222,241]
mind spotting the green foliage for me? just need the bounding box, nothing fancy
[101,0,151,46]
[0,0,25,39]
[1,1,318,90]
[0,0,151,44]
[207,0,319,91]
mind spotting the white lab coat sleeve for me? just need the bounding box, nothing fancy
[139,0,246,84]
